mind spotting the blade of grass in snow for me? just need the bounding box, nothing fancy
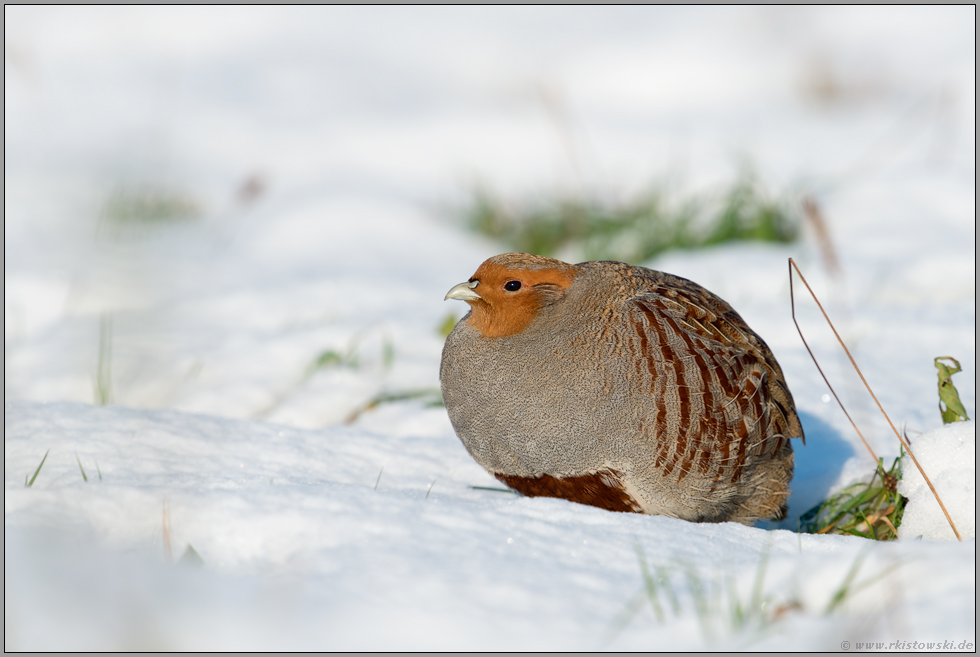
[683,563,714,643]
[657,564,681,615]
[469,486,517,494]
[162,501,173,563]
[382,334,395,370]
[75,452,88,482]
[742,538,772,631]
[634,541,665,622]
[821,552,909,617]
[255,334,368,421]
[604,589,649,646]
[93,313,113,406]
[344,388,443,424]
[25,449,50,488]
[834,560,907,609]
[825,550,869,615]
[727,571,745,629]
[178,544,205,568]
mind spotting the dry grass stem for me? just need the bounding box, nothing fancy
[801,197,840,280]
[162,501,173,562]
[788,258,961,541]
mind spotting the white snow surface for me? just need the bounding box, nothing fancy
[5,401,976,651]
[898,422,976,542]
[5,6,977,651]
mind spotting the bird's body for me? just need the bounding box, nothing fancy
[440,253,803,524]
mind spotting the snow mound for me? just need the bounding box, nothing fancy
[898,421,975,541]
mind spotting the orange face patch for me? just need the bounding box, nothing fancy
[463,260,577,338]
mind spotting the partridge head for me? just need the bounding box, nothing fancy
[440,253,804,524]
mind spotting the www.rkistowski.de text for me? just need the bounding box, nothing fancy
[841,640,974,651]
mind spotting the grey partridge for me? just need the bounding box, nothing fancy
[440,253,804,524]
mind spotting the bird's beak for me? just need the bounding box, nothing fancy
[445,280,481,302]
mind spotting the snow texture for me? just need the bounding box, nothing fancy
[5,6,977,651]
[898,422,976,541]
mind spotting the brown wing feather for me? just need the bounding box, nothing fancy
[647,276,804,445]
[631,275,803,492]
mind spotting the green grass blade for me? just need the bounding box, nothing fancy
[26,449,50,487]
[656,564,681,615]
[748,539,771,625]
[843,560,907,600]
[178,544,205,567]
[727,573,745,630]
[684,564,713,643]
[634,542,665,622]
[94,313,113,405]
[826,550,868,614]
[605,589,647,646]
[468,485,517,494]
[75,452,88,482]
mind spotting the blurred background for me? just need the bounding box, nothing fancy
[5,6,975,431]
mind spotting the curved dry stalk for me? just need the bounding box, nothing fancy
[788,258,961,542]
[788,260,880,466]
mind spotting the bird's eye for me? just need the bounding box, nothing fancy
[504,280,522,292]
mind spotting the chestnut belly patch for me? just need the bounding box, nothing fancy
[495,469,643,513]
